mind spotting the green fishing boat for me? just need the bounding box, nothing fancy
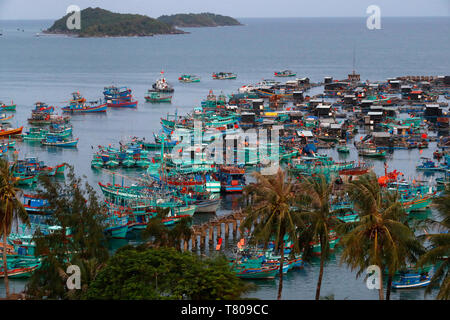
[178,74,200,83]
[145,91,172,103]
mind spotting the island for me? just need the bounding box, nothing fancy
[44,7,185,37]
[157,13,242,28]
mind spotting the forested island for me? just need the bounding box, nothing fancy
[157,13,242,27]
[45,8,241,37]
[44,7,185,37]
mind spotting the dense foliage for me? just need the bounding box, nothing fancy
[46,7,184,37]
[157,13,242,27]
[25,166,109,299]
[84,245,249,300]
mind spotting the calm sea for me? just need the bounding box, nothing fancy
[0,17,448,299]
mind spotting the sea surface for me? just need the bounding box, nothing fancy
[0,17,449,299]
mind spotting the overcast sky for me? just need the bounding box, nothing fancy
[1,0,449,19]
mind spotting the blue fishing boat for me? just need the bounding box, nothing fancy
[217,165,246,193]
[392,272,431,289]
[22,194,50,215]
[41,135,78,147]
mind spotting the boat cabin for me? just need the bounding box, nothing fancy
[424,104,443,122]
[366,111,383,124]
[314,104,333,118]
[408,90,424,101]
[324,76,333,84]
[293,91,304,102]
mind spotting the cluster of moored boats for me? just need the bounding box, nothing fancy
[1,71,448,285]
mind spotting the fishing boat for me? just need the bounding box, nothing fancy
[212,72,237,80]
[0,114,14,123]
[0,101,16,111]
[22,194,50,215]
[22,127,48,141]
[103,86,138,108]
[150,72,174,93]
[217,165,246,193]
[336,140,350,153]
[358,148,386,158]
[145,91,172,103]
[274,70,296,77]
[41,136,78,147]
[0,125,23,137]
[392,272,431,289]
[230,258,279,279]
[178,74,200,83]
[62,92,107,113]
[416,158,443,172]
[0,264,40,279]
[106,98,138,108]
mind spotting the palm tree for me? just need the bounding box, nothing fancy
[296,174,343,300]
[240,168,301,300]
[0,158,29,298]
[338,172,418,300]
[417,184,450,300]
[143,207,192,250]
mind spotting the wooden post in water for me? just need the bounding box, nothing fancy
[208,227,214,243]
[183,238,188,251]
[224,222,229,239]
[232,220,237,239]
[200,230,206,251]
[217,223,222,240]
[191,234,197,251]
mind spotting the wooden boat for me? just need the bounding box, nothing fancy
[22,194,50,215]
[0,102,16,111]
[145,91,172,103]
[217,165,246,193]
[62,92,107,113]
[0,264,39,279]
[358,148,386,158]
[62,103,107,113]
[212,72,237,80]
[416,158,444,172]
[337,140,350,153]
[274,70,296,77]
[106,98,138,108]
[151,72,174,93]
[0,126,23,137]
[41,136,78,147]
[392,273,431,289]
[0,114,14,122]
[179,74,200,83]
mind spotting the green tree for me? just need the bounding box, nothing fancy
[25,166,109,299]
[0,159,29,298]
[84,245,249,299]
[240,168,301,300]
[338,172,419,300]
[418,184,450,300]
[296,174,342,300]
[142,207,192,250]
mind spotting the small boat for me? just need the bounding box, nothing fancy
[151,72,174,93]
[0,126,23,137]
[274,70,296,77]
[0,264,40,279]
[0,114,14,123]
[392,272,431,289]
[106,98,138,108]
[0,102,16,111]
[358,148,386,158]
[337,140,350,153]
[22,194,50,215]
[178,74,200,83]
[416,158,443,172]
[62,92,107,113]
[145,91,172,103]
[41,136,78,147]
[212,72,237,80]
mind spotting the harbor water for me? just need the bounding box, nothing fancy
[0,17,448,299]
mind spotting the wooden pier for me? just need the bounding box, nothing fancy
[182,210,247,252]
